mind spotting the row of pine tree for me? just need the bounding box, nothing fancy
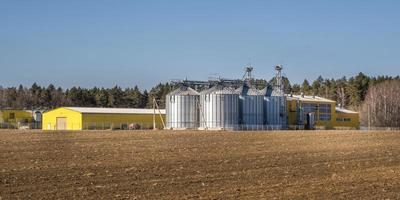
[0,73,398,111]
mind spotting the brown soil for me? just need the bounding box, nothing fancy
[1,130,400,199]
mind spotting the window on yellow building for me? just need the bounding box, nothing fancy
[336,118,351,122]
[9,113,15,119]
[303,103,317,113]
[319,104,331,121]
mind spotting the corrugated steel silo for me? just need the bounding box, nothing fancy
[199,85,239,130]
[236,84,264,130]
[166,86,200,130]
[262,86,287,129]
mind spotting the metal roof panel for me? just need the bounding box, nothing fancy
[64,107,166,114]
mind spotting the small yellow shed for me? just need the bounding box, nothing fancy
[0,109,33,123]
[42,107,165,130]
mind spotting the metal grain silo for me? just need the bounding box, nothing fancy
[165,86,200,130]
[199,85,239,130]
[237,84,264,130]
[262,86,287,129]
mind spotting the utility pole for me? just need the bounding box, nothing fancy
[152,98,165,130]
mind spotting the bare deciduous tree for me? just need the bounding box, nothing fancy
[336,87,347,108]
[360,80,400,128]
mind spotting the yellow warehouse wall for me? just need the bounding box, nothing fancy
[333,112,360,128]
[42,108,82,130]
[42,107,166,130]
[0,110,33,123]
[286,100,336,127]
[82,113,165,130]
[286,100,299,126]
[315,103,336,128]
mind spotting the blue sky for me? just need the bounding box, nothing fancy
[1,0,399,89]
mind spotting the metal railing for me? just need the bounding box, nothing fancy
[2,121,398,131]
[0,122,42,130]
[82,122,162,130]
[165,122,288,131]
[360,126,400,131]
[40,122,164,131]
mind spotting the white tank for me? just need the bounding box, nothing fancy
[236,84,264,130]
[166,86,200,130]
[199,85,239,130]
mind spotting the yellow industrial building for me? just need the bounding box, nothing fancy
[0,109,38,129]
[42,97,358,131]
[0,109,33,123]
[286,95,359,129]
[42,107,166,130]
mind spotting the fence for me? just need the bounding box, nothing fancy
[2,121,398,131]
[41,122,164,130]
[0,121,163,130]
[165,122,288,131]
[360,126,400,131]
[0,122,41,130]
[237,124,287,131]
[81,122,163,130]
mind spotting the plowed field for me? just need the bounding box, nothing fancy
[1,130,400,199]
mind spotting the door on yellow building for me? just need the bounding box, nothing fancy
[56,117,67,130]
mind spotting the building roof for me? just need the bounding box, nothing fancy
[335,107,358,114]
[64,107,166,115]
[286,94,336,103]
[0,109,33,113]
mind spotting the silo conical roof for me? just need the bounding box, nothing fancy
[236,85,264,96]
[167,86,199,96]
[261,85,274,97]
[200,85,239,95]
[271,87,284,96]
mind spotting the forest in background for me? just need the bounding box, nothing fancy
[0,72,399,112]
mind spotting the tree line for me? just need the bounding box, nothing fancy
[0,83,173,110]
[0,73,398,112]
[360,80,400,128]
[289,73,399,110]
